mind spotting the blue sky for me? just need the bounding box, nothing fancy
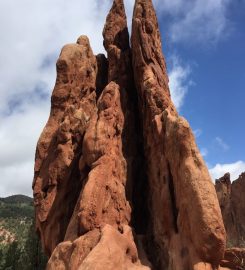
[158,0,245,175]
[0,0,244,196]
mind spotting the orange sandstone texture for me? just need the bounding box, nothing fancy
[215,173,245,270]
[33,36,98,255]
[131,0,226,269]
[33,0,228,269]
[215,173,245,248]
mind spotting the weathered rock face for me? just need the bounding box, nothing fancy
[215,173,245,248]
[33,36,98,255]
[33,0,227,269]
[131,1,226,269]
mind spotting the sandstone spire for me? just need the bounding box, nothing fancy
[131,0,226,269]
[33,36,98,255]
[216,172,245,247]
[32,0,230,269]
[34,1,150,269]
[215,173,245,270]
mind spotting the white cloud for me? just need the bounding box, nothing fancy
[209,161,245,181]
[154,0,231,44]
[0,99,50,197]
[0,0,112,114]
[200,148,208,157]
[215,136,230,151]
[193,129,202,138]
[154,0,184,14]
[0,0,114,197]
[168,56,192,110]
[0,161,35,197]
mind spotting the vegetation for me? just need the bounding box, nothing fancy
[0,195,33,219]
[0,195,48,270]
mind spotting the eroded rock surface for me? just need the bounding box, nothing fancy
[215,173,245,248]
[131,0,225,269]
[33,36,98,255]
[33,0,229,269]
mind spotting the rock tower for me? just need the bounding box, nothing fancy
[33,1,228,269]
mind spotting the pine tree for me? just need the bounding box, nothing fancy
[3,241,20,270]
[18,221,47,270]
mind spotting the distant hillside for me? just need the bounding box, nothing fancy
[0,195,33,204]
[0,194,47,269]
[0,194,33,219]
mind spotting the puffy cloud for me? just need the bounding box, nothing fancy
[0,161,34,197]
[0,98,49,196]
[0,0,112,114]
[209,161,245,181]
[0,83,48,197]
[0,0,112,197]
[154,0,231,44]
[168,56,192,110]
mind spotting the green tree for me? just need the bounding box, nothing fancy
[3,241,20,270]
[0,247,5,269]
[18,221,47,270]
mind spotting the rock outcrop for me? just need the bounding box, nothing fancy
[33,0,228,269]
[215,172,245,247]
[33,36,98,255]
[215,173,245,270]
[130,1,226,269]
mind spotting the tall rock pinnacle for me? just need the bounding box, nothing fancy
[33,1,230,269]
[215,173,245,247]
[33,36,98,255]
[131,0,226,269]
[215,173,245,269]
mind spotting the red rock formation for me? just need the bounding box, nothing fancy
[215,173,245,248]
[131,0,225,269]
[34,1,149,269]
[230,173,245,248]
[215,173,245,270]
[33,36,98,255]
[33,0,228,269]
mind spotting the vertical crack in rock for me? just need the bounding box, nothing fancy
[95,54,108,98]
[33,0,228,269]
[167,162,179,234]
[102,0,150,243]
